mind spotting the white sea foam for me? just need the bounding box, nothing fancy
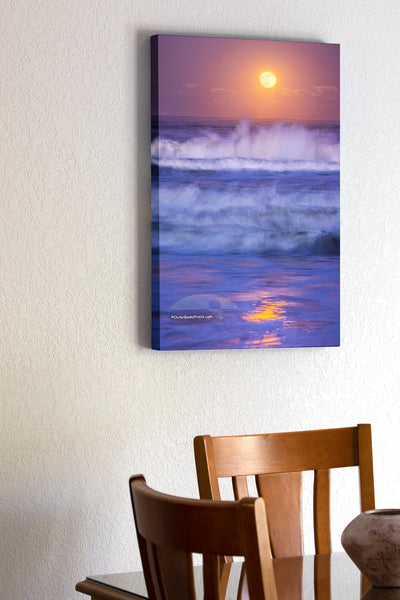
[152,121,339,172]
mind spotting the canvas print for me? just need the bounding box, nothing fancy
[151,34,340,350]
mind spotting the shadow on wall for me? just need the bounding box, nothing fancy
[134,30,153,349]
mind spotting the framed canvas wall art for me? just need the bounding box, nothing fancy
[151,34,340,351]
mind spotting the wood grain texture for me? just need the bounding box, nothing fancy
[194,425,375,558]
[314,469,331,554]
[202,428,359,477]
[257,472,303,558]
[129,475,278,600]
[358,423,375,512]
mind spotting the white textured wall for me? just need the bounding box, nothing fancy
[1,1,400,599]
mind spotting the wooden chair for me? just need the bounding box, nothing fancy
[129,474,278,600]
[194,424,375,559]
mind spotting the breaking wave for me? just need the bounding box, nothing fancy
[152,121,339,172]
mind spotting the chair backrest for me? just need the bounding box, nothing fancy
[194,424,375,558]
[129,475,277,600]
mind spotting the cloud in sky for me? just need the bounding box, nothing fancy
[277,88,309,97]
[277,85,338,98]
[311,85,339,97]
[211,87,236,94]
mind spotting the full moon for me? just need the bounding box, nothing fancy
[259,71,277,88]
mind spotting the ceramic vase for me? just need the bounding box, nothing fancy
[342,509,400,587]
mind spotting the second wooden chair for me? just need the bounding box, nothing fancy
[194,424,375,558]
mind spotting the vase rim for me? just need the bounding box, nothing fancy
[364,508,400,516]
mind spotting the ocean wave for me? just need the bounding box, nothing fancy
[152,157,339,172]
[152,121,339,172]
[155,186,339,256]
[158,227,340,256]
[157,184,339,217]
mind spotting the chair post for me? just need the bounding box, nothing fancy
[239,497,278,600]
[194,435,221,500]
[357,424,375,512]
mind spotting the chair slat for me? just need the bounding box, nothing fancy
[257,472,303,558]
[155,545,195,600]
[203,555,223,600]
[233,475,249,499]
[148,541,167,600]
[313,469,331,554]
